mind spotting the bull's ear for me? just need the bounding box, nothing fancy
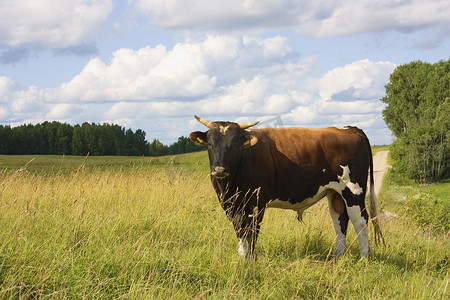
[189,131,207,145]
[243,135,258,148]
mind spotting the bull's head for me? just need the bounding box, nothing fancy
[189,115,259,179]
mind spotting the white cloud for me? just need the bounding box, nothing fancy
[132,0,450,40]
[3,1,444,146]
[43,35,300,103]
[317,59,396,101]
[285,106,318,125]
[0,77,49,124]
[0,0,113,48]
[281,59,396,132]
[2,35,397,145]
[298,0,450,37]
[132,0,302,31]
[46,103,84,120]
[0,76,91,125]
[0,76,17,103]
[11,86,43,113]
[44,42,218,102]
[264,95,293,115]
[0,76,42,111]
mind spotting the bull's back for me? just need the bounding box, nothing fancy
[256,127,368,165]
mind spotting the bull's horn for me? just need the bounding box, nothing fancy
[194,115,213,129]
[238,120,260,129]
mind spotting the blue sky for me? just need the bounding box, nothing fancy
[1,0,449,145]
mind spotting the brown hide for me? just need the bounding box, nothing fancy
[240,127,371,205]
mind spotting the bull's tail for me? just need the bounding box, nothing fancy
[368,147,385,246]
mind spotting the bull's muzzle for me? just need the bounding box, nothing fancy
[211,166,229,178]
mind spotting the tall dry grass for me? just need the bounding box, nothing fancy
[0,159,448,298]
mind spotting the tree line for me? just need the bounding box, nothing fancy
[0,121,206,156]
[382,59,449,183]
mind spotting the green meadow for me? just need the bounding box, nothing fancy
[0,151,448,299]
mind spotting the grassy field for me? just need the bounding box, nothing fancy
[0,152,210,173]
[371,145,390,155]
[378,151,449,232]
[0,152,448,298]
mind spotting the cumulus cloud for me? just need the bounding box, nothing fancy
[97,46,395,141]
[0,76,47,124]
[2,35,397,144]
[132,0,450,42]
[0,76,40,111]
[0,76,17,103]
[282,59,396,130]
[43,35,303,103]
[131,0,303,31]
[43,43,217,102]
[46,103,85,120]
[298,0,450,37]
[0,0,113,62]
[317,59,396,101]
[0,76,91,125]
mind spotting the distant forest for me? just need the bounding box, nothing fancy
[0,121,206,156]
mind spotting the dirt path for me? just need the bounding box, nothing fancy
[372,150,390,196]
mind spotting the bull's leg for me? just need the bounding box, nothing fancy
[338,165,371,258]
[234,206,265,259]
[237,213,255,259]
[237,236,253,259]
[327,193,349,257]
[348,205,369,257]
[342,189,370,258]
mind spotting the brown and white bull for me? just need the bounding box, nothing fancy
[189,115,384,259]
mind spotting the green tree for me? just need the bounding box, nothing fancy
[71,124,87,155]
[382,59,449,182]
[55,123,73,154]
[1,121,206,157]
[148,139,169,156]
[134,129,149,156]
[0,125,13,154]
[168,136,206,155]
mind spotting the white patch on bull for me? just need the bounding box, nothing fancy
[346,205,369,257]
[219,125,230,135]
[238,238,250,258]
[268,197,322,221]
[266,165,363,223]
[338,165,363,195]
[267,177,345,211]
[322,168,326,173]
